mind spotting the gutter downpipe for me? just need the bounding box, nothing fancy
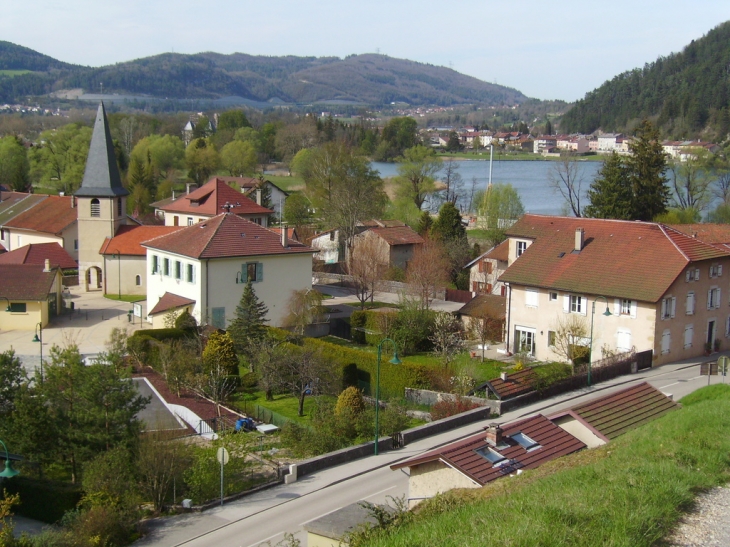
[505,282,511,354]
[205,259,209,325]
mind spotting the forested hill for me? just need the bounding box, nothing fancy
[561,21,730,139]
[0,41,78,71]
[0,45,528,107]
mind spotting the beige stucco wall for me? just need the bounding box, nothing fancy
[0,300,45,330]
[469,258,507,295]
[77,196,126,290]
[552,416,606,448]
[407,460,479,508]
[507,237,533,267]
[150,305,193,329]
[162,212,268,228]
[146,250,312,328]
[103,255,147,296]
[507,284,657,363]
[652,258,730,366]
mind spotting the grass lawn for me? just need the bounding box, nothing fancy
[0,70,32,77]
[232,391,334,424]
[103,295,146,303]
[357,384,730,547]
[265,174,304,192]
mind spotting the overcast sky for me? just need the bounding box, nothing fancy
[4,1,730,102]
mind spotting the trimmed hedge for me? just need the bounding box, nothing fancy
[4,477,82,523]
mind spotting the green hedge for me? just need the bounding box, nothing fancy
[350,311,367,344]
[4,477,82,523]
[131,328,189,341]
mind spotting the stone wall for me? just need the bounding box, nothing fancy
[405,388,501,415]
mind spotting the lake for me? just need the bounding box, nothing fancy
[371,160,603,216]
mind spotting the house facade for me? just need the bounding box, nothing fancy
[350,222,424,271]
[143,213,314,328]
[499,215,730,366]
[0,263,63,330]
[465,239,509,295]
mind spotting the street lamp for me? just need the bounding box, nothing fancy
[0,297,10,312]
[374,338,401,455]
[588,296,612,387]
[0,439,19,478]
[112,249,121,300]
[32,322,44,382]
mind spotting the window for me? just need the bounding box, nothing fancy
[8,303,26,313]
[515,327,535,356]
[547,330,556,347]
[684,324,694,349]
[244,262,263,283]
[173,216,179,226]
[620,299,631,315]
[661,329,671,354]
[708,287,721,310]
[617,328,632,352]
[474,282,491,293]
[686,292,695,315]
[516,241,527,257]
[163,258,170,276]
[478,260,493,274]
[74,239,78,250]
[710,264,723,278]
[695,268,700,281]
[186,264,195,283]
[117,198,122,216]
[90,198,100,217]
[661,296,676,319]
[151,255,159,274]
[211,307,226,329]
[549,292,558,302]
[570,295,583,314]
[252,217,262,225]
[475,446,505,465]
[135,275,141,286]
[187,217,194,226]
[525,289,538,308]
[726,316,730,337]
[511,432,540,450]
[174,261,182,280]
[329,232,335,241]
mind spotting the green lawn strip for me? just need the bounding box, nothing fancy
[264,174,304,192]
[232,391,333,424]
[0,70,32,77]
[103,295,145,302]
[358,385,730,547]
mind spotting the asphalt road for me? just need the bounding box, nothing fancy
[136,356,721,547]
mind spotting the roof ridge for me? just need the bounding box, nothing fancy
[657,224,690,262]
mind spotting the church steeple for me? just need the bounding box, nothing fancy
[75,102,128,198]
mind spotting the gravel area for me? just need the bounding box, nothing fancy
[667,486,730,546]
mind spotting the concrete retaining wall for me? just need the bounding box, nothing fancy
[400,405,493,446]
[315,273,446,301]
[295,436,393,479]
[405,388,501,415]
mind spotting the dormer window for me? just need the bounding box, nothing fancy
[475,446,506,465]
[511,432,540,450]
[91,198,100,217]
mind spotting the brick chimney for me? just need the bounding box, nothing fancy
[281,226,288,248]
[256,188,262,206]
[43,259,50,272]
[575,228,584,252]
[485,423,503,447]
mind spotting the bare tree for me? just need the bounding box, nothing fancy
[549,153,585,217]
[469,310,504,362]
[406,240,450,310]
[440,159,464,206]
[429,312,465,368]
[347,232,389,309]
[670,149,713,211]
[551,314,589,365]
[137,430,191,512]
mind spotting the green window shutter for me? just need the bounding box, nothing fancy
[257,262,263,282]
[242,264,248,283]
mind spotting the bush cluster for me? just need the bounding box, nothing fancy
[431,396,481,421]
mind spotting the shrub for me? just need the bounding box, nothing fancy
[3,477,82,524]
[335,386,366,417]
[533,362,573,391]
[350,311,367,344]
[431,396,480,421]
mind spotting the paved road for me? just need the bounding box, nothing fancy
[136,355,721,547]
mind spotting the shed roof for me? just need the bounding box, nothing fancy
[0,243,77,269]
[484,367,537,400]
[0,264,59,301]
[4,195,77,234]
[148,292,196,316]
[458,294,506,320]
[365,225,424,246]
[0,193,47,225]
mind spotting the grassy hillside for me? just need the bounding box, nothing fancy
[0,43,528,107]
[354,384,730,547]
[561,21,730,140]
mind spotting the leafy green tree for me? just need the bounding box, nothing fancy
[476,183,525,244]
[416,210,433,236]
[670,148,714,212]
[431,202,470,285]
[584,153,633,219]
[220,139,258,176]
[290,148,313,179]
[228,280,269,358]
[197,332,238,415]
[654,208,701,224]
[445,131,462,152]
[283,192,312,230]
[29,124,92,193]
[185,138,220,185]
[137,430,192,512]
[217,110,251,131]
[545,118,553,136]
[374,117,419,161]
[626,120,670,221]
[0,136,29,191]
[394,145,442,210]
[130,135,185,181]
[0,350,25,417]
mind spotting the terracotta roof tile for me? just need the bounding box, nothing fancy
[158,178,272,217]
[391,414,585,485]
[0,243,77,269]
[366,226,424,246]
[142,213,314,260]
[99,225,184,256]
[0,193,47,225]
[485,239,509,261]
[458,294,506,319]
[4,195,77,234]
[485,367,537,400]
[500,215,730,302]
[668,224,730,244]
[148,292,196,316]
[0,264,59,301]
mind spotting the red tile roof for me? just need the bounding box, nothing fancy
[458,294,506,320]
[485,367,538,400]
[0,264,60,301]
[148,292,196,316]
[142,213,314,260]
[99,225,184,256]
[4,195,77,234]
[485,239,509,262]
[501,215,730,302]
[0,243,77,269]
[391,414,585,485]
[550,382,679,441]
[158,178,272,217]
[367,225,424,246]
[668,224,730,245]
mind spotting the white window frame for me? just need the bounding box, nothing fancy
[525,289,538,308]
[708,287,721,310]
[516,240,527,257]
[686,292,695,316]
[515,326,536,356]
[617,328,632,352]
[661,329,671,354]
[570,295,584,315]
[549,292,558,302]
[683,324,694,349]
[661,296,676,320]
[186,263,195,283]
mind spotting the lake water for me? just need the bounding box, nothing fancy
[371,160,603,216]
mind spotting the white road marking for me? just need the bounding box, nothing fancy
[659,375,703,389]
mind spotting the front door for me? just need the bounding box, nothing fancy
[515,327,535,356]
[707,320,716,348]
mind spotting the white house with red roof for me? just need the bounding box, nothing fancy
[499,214,730,365]
[142,213,315,328]
[153,178,274,227]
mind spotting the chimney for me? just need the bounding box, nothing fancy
[575,228,584,252]
[281,226,288,248]
[255,189,262,206]
[500,372,508,381]
[71,196,75,208]
[186,183,192,194]
[44,259,50,272]
[59,191,64,197]
[485,423,503,447]
[172,190,176,200]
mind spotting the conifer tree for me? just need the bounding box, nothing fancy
[626,119,669,221]
[584,153,633,219]
[228,280,269,357]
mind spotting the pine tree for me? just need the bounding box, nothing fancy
[584,153,633,219]
[228,280,269,357]
[626,120,670,221]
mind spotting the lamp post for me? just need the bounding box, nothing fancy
[112,249,121,300]
[32,322,44,382]
[588,296,612,387]
[374,338,401,455]
[0,439,18,478]
[0,297,10,312]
